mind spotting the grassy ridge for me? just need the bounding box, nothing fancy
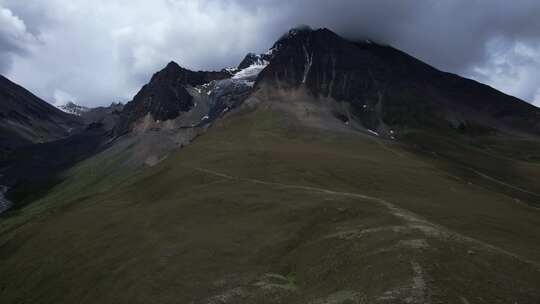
[0,106,539,303]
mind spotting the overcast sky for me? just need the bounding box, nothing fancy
[0,0,539,107]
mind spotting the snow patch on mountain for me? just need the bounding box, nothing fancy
[232,59,269,87]
[225,67,238,74]
[182,55,270,128]
[302,45,313,84]
[231,55,270,87]
[57,101,90,116]
[368,129,380,136]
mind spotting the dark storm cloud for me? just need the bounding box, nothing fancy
[233,0,540,72]
[1,0,539,106]
[240,0,540,105]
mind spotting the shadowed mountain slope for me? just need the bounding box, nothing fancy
[0,75,83,157]
[115,62,231,135]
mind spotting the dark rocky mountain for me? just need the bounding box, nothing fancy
[0,75,83,157]
[79,102,124,131]
[115,62,230,134]
[57,101,124,130]
[257,27,540,136]
[114,27,540,140]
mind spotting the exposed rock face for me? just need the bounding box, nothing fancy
[56,101,125,132]
[0,75,83,157]
[116,62,230,134]
[115,56,275,136]
[257,27,540,136]
[80,102,124,131]
[115,27,540,139]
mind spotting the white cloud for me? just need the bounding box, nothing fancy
[533,90,540,108]
[469,40,540,103]
[53,89,77,106]
[0,5,38,72]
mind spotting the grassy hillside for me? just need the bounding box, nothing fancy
[1,105,539,303]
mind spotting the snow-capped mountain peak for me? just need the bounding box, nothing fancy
[57,101,90,116]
